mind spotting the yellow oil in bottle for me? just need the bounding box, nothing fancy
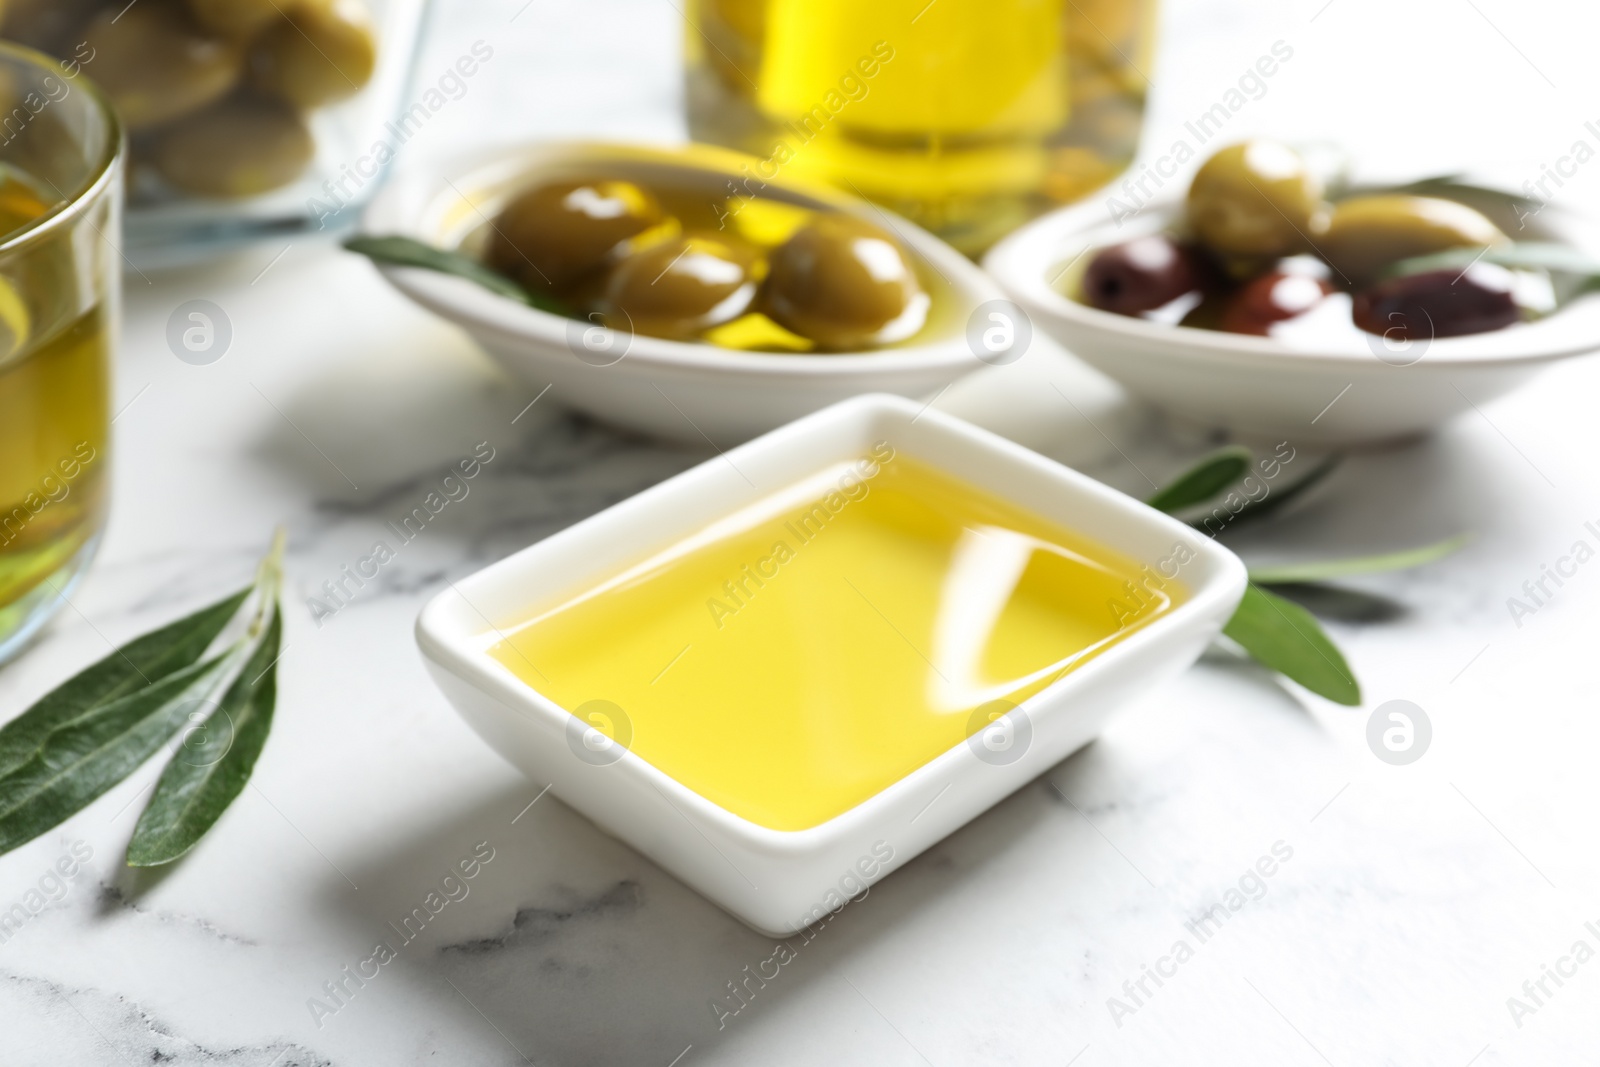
[0,170,110,622]
[686,0,1157,254]
[489,451,1184,831]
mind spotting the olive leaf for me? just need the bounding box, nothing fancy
[0,654,235,855]
[1140,447,1359,700]
[0,534,286,865]
[1145,450,1469,701]
[1144,445,1341,532]
[1382,241,1600,281]
[0,587,250,780]
[343,235,571,316]
[1258,583,1405,624]
[1246,534,1468,585]
[1222,583,1361,706]
[1145,446,1251,513]
[1382,175,1542,211]
[127,605,281,867]
[1207,453,1342,532]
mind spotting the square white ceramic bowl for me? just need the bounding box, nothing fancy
[415,394,1247,936]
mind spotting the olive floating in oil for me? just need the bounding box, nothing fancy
[487,179,666,294]
[761,215,927,350]
[464,165,944,351]
[601,235,757,340]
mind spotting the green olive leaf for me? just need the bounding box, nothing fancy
[0,653,235,857]
[1222,582,1361,706]
[1382,175,1542,211]
[1191,453,1343,535]
[127,604,281,867]
[1256,582,1406,624]
[1145,446,1252,514]
[1245,534,1468,585]
[343,235,571,316]
[0,586,250,780]
[1381,241,1600,280]
[1144,448,1341,534]
[0,532,287,867]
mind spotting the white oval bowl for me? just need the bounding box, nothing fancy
[363,141,1004,445]
[983,192,1600,445]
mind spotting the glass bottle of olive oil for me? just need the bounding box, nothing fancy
[685,0,1157,254]
[0,44,121,664]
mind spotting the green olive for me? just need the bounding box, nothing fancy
[84,4,243,131]
[153,96,313,197]
[487,179,665,294]
[186,0,295,39]
[601,236,757,340]
[249,0,376,110]
[1186,140,1326,259]
[761,214,928,350]
[1319,194,1507,284]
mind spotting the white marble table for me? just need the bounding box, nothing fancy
[4,0,1600,1063]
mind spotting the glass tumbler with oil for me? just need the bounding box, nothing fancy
[0,42,121,664]
[686,0,1156,254]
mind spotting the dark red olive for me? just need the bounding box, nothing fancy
[1352,265,1520,341]
[1218,271,1333,335]
[1081,235,1204,315]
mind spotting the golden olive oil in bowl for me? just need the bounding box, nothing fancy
[686,0,1156,254]
[488,450,1184,831]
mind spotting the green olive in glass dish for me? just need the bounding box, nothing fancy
[761,214,929,350]
[1319,194,1508,284]
[248,0,377,110]
[487,179,668,294]
[84,3,243,131]
[153,95,314,197]
[1185,140,1328,260]
[600,235,758,340]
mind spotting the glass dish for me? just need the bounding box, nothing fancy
[0,41,121,665]
[0,0,433,266]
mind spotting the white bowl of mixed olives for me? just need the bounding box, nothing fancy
[985,139,1600,445]
[358,142,1006,445]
